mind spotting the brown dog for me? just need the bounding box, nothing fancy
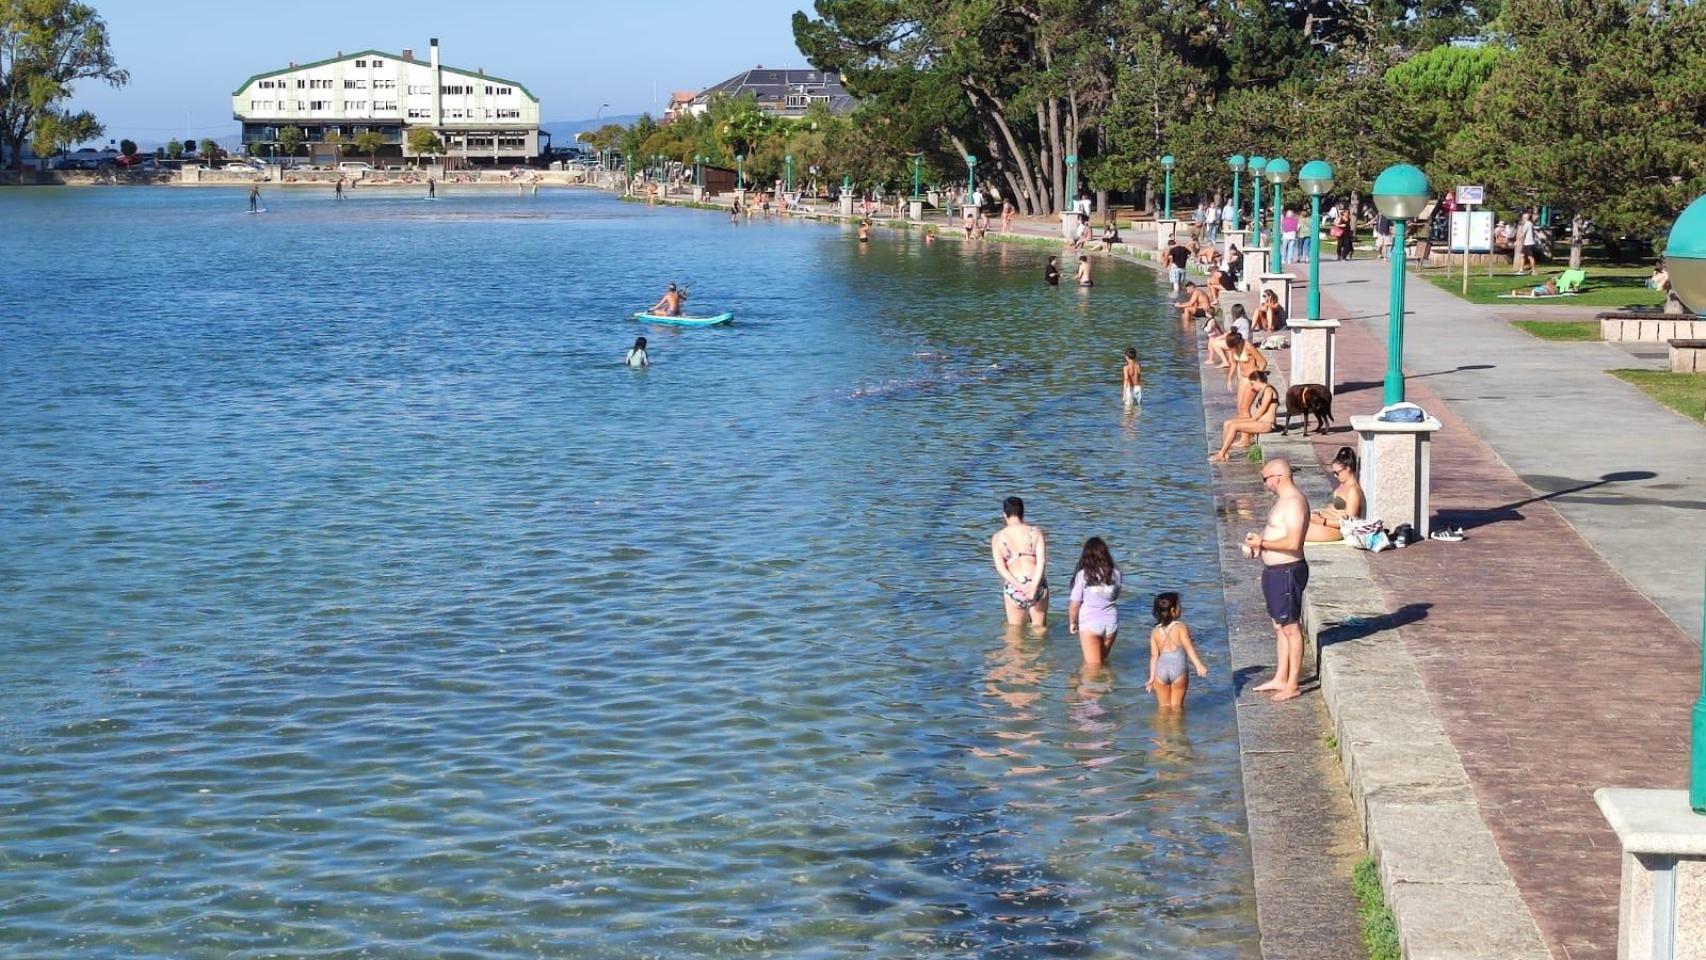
[1283,384,1334,436]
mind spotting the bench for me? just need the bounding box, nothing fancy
[1599,315,1705,342]
[1668,339,1706,374]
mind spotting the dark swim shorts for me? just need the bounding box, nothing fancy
[1260,560,1309,626]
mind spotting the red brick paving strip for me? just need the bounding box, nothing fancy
[1302,298,1699,960]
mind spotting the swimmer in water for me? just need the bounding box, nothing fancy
[858,219,871,242]
[992,496,1049,629]
[1044,257,1060,286]
[1145,592,1208,709]
[1075,255,1092,287]
[625,336,650,368]
[1121,348,1142,407]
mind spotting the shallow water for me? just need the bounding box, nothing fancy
[0,187,1256,958]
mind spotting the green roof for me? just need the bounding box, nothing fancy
[231,49,538,103]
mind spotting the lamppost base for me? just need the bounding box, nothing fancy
[1154,218,1179,254]
[1259,272,1298,323]
[1595,788,1706,960]
[1061,211,1079,241]
[1242,247,1272,282]
[839,195,854,218]
[1287,318,1341,395]
[909,199,924,222]
[1350,414,1441,537]
[692,186,705,203]
[1222,229,1248,258]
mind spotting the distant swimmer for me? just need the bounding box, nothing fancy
[626,336,650,368]
[648,283,684,317]
[1044,256,1060,286]
[1075,255,1093,287]
[858,219,871,243]
[248,184,261,213]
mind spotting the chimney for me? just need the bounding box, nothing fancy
[403,48,413,61]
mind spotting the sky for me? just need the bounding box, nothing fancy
[68,0,815,144]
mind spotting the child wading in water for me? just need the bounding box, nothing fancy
[1145,592,1208,708]
[1067,537,1123,668]
[1121,347,1142,407]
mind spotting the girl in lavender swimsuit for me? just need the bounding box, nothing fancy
[1067,537,1122,668]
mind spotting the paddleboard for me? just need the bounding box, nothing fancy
[631,311,733,327]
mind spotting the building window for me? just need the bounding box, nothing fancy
[296,80,305,88]
[345,79,365,89]
[373,101,396,111]
[407,108,430,119]
[441,84,469,96]
[355,59,367,68]
[310,100,330,111]
[785,94,807,108]
[496,108,520,119]
[373,79,395,90]
[371,59,384,67]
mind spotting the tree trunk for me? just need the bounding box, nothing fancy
[1046,98,1064,211]
[1143,178,1155,215]
[981,96,1044,216]
[1569,215,1585,270]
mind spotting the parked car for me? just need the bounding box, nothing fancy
[224,163,261,173]
[338,161,373,173]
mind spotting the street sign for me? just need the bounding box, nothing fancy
[1449,210,1494,252]
[1456,185,1485,205]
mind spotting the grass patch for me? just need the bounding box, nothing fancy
[1245,444,1265,463]
[1511,320,1602,341]
[1353,856,1402,960]
[1324,730,1339,752]
[1417,262,1663,309]
[1611,369,1706,422]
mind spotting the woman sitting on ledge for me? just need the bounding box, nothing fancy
[1307,447,1366,541]
[1210,370,1277,461]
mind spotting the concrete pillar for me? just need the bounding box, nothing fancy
[1595,789,1706,960]
[909,199,924,222]
[1288,319,1341,395]
[839,195,854,218]
[1154,218,1179,254]
[1243,247,1271,283]
[1223,228,1248,258]
[692,186,705,202]
[1351,415,1442,537]
[927,190,940,208]
[1061,211,1078,241]
[1259,272,1298,322]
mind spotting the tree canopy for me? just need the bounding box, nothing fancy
[0,0,126,170]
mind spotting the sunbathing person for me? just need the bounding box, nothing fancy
[1306,447,1366,541]
[1211,370,1278,460]
[1507,277,1559,298]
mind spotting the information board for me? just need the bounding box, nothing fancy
[1449,210,1495,252]
[1455,185,1485,205]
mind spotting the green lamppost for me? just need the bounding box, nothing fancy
[965,154,977,198]
[1161,154,1175,220]
[1265,157,1291,265]
[1065,154,1078,211]
[1662,193,1706,812]
[1227,154,1246,230]
[911,154,922,197]
[1298,160,1335,322]
[785,154,794,193]
[1372,163,1431,406]
[1248,156,1267,246]
[694,154,703,188]
[842,174,851,200]
[735,154,744,189]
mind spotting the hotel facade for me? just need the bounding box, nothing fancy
[231,39,541,164]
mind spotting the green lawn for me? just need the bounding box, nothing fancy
[1511,320,1602,341]
[1611,370,1706,422]
[1417,262,1664,309]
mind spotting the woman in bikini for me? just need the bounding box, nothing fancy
[991,496,1049,628]
[1307,447,1366,541]
[1145,592,1208,709]
[1224,330,1269,418]
[1211,370,1278,460]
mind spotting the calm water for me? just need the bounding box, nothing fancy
[0,187,1256,958]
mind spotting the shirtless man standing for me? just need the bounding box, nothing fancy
[1244,458,1310,701]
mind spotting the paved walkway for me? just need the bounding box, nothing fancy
[1268,255,1702,960]
[1315,255,1706,640]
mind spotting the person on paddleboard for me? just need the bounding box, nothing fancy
[248,184,261,213]
[648,283,684,317]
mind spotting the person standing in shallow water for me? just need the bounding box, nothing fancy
[1044,256,1060,286]
[992,496,1049,629]
[1145,592,1208,709]
[1067,536,1122,668]
[1121,347,1142,407]
[1245,458,1310,702]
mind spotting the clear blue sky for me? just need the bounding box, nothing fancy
[70,0,813,143]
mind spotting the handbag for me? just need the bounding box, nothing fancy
[1329,225,1344,238]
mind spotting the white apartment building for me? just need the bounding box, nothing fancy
[231,39,541,164]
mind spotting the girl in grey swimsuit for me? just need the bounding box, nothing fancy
[1146,592,1209,710]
